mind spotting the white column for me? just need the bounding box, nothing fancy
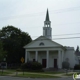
[25,49,27,63]
[35,51,38,61]
[27,51,29,62]
[58,50,62,69]
[62,50,64,63]
[46,50,49,68]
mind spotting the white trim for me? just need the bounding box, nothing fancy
[35,51,38,61]
[46,50,49,68]
[26,48,62,51]
[58,50,62,69]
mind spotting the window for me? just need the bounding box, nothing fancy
[39,42,44,46]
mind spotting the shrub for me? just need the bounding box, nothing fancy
[21,61,32,70]
[32,61,43,70]
[62,61,70,69]
[21,61,43,72]
[74,64,80,70]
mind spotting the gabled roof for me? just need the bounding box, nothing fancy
[35,36,63,46]
[23,36,65,49]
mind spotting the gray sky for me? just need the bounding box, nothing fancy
[0,0,80,50]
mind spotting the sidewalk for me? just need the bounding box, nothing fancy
[7,71,76,77]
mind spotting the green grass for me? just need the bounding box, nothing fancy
[15,73,61,78]
[21,71,64,74]
[0,69,65,78]
[0,71,13,76]
[40,71,64,74]
[64,73,73,76]
[63,72,80,76]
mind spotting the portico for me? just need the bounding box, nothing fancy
[25,48,64,69]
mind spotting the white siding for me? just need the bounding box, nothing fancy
[64,47,76,68]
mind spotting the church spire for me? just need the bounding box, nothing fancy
[45,9,50,21]
[43,9,52,40]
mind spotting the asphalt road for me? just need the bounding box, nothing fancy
[0,76,73,80]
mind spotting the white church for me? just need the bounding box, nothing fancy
[24,9,79,69]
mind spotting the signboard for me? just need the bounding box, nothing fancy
[21,57,24,63]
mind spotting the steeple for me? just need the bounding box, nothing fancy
[44,9,51,27]
[43,9,52,40]
[45,9,50,21]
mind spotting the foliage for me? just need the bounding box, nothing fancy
[62,61,70,69]
[74,64,80,70]
[75,46,79,52]
[21,61,43,72]
[0,25,32,64]
[0,40,7,62]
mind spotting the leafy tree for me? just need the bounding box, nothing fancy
[76,46,79,52]
[0,25,32,64]
[0,40,6,62]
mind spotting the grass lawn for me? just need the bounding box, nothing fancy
[0,71,13,76]
[63,72,80,76]
[0,69,65,78]
[40,71,65,74]
[63,73,73,76]
[15,73,61,78]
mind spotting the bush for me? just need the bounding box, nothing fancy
[62,61,70,69]
[74,64,80,70]
[21,61,43,72]
[21,61,32,70]
[31,61,43,70]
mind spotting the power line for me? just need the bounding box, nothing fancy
[52,33,80,36]
[52,37,80,40]
[31,33,80,38]
[32,36,80,40]
[0,6,80,20]
[24,21,80,28]
[50,6,80,14]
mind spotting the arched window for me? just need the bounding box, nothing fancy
[39,42,44,46]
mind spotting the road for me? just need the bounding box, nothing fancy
[0,76,73,80]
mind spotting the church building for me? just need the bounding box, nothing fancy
[24,9,79,69]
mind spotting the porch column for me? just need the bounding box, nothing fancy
[46,50,49,68]
[58,50,62,69]
[35,51,38,61]
[28,51,30,61]
[62,50,64,63]
[25,49,28,63]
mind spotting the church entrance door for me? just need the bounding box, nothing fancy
[42,59,46,68]
[54,59,57,68]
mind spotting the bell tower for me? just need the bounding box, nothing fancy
[43,9,52,40]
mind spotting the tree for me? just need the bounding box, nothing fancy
[0,25,32,64]
[0,40,6,62]
[76,46,79,52]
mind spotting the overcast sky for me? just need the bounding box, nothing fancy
[0,0,80,50]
